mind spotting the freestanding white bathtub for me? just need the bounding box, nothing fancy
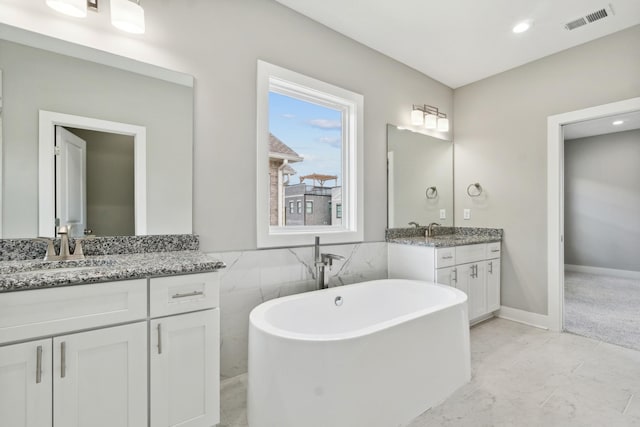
[247,279,470,427]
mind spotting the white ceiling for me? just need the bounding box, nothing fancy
[564,110,640,140]
[274,0,640,88]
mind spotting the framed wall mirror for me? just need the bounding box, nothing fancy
[0,24,194,238]
[387,124,454,228]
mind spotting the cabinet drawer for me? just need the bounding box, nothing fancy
[487,242,501,259]
[435,247,456,268]
[0,280,147,345]
[455,244,486,264]
[150,272,219,318]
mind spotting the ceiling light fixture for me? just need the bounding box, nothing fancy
[612,120,624,125]
[45,0,145,34]
[45,0,87,17]
[512,20,533,34]
[411,104,449,132]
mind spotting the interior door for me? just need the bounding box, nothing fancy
[55,126,86,237]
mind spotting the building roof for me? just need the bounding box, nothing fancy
[299,173,338,187]
[269,133,303,162]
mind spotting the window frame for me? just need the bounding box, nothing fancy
[256,60,364,248]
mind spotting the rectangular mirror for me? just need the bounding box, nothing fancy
[387,124,453,228]
[0,25,194,238]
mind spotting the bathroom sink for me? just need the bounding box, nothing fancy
[1,258,117,275]
[433,235,468,241]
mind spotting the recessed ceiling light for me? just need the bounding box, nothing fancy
[512,20,533,34]
[612,120,624,125]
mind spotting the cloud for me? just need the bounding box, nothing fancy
[308,119,342,130]
[281,113,295,119]
[318,136,342,148]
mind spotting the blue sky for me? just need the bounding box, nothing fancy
[269,91,342,186]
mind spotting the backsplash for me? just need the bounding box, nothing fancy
[0,234,200,261]
[212,241,388,379]
[386,226,503,240]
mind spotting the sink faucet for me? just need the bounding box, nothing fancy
[426,222,441,237]
[408,221,420,228]
[314,236,346,290]
[38,224,93,261]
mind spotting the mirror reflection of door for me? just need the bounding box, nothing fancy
[55,126,87,238]
[56,127,135,237]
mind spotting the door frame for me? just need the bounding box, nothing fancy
[39,110,147,237]
[546,96,640,332]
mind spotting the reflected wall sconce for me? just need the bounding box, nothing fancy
[46,0,145,34]
[467,182,483,197]
[411,104,449,132]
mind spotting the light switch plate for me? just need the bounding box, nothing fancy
[463,209,471,220]
[439,209,446,220]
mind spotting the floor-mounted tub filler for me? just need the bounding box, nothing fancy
[247,279,471,427]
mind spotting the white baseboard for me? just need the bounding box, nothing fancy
[497,306,549,330]
[565,264,640,280]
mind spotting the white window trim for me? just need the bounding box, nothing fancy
[256,60,364,248]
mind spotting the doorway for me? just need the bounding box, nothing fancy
[547,97,640,334]
[38,110,146,238]
[561,113,640,350]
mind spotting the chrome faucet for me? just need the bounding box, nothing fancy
[314,236,346,290]
[426,222,441,237]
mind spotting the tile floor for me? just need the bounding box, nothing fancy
[220,318,640,427]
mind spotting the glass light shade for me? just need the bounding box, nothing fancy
[46,0,87,17]
[437,117,450,132]
[111,0,145,34]
[411,109,424,126]
[424,114,437,129]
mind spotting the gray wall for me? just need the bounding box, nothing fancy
[453,25,640,315]
[0,0,453,251]
[0,39,193,237]
[68,128,135,237]
[564,129,640,272]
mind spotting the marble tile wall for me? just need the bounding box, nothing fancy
[210,241,388,379]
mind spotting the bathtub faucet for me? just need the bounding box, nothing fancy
[313,236,345,290]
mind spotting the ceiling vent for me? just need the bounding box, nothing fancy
[564,4,615,30]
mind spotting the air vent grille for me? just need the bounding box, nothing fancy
[565,18,587,30]
[586,8,608,23]
[564,4,614,30]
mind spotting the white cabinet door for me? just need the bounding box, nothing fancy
[486,259,501,312]
[0,339,52,427]
[150,309,220,427]
[435,266,457,287]
[53,322,147,427]
[467,262,487,320]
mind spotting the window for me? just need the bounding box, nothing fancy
[257,61,363,247]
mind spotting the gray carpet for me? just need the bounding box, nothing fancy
[564,271,640,351]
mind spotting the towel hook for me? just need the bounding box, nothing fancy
[425,186,438,199]
[467,183,483,197]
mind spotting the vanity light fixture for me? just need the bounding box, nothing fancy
[111,0,145,34]
[45,0,145,34]
[612,120,624,125]
[411,104,449,132]
[45,0,88,17]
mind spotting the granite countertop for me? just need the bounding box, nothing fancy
[0,251,225,293]
[387,234,502,248]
